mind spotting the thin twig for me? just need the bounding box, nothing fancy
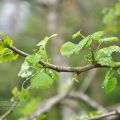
[0,86,31,120]
[88,109,120,120]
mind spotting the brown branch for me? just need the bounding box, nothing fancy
[88,109,120,120]
[9,46,112,73]
[0,99,19,120]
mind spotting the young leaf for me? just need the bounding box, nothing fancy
[31,72,54,88]
[12,87,19,97]
[21,98,40,116]
[74,36,92,53]
[72,31,81,39]
[0,32,13,47]
[1,49,18,62]
[99,37,118,43]
[49,70,59,81]
[60,42,76,56]
[37,47,48,61]
[91,31,104,40]
[19,88,30,101]
[37,34,57,47]
[96,46,120,66]
[26,54,40,64]
[102,77,117,94]
[18,61,33,78]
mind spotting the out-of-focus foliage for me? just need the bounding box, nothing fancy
[103,2,120,34]
[1,0,120,120]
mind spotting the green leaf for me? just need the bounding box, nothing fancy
[26,54,40,64]
[102,77,117,94]
[96,46,120,66]
[31,72,54,88]
[49,70,59,81]
[100,37,118,43]
[36,115,46,120]
[115,3,120,15]
[74,36,92,53]
[0,49,18,62]
[18,61,33,78]
[103,9,116,24]
[21,98,40,116]
[19,88,30,101]
[72,31,81,39]
[0,32,13,47]
[60,42,76,56]
[37,47,48,61]
[12,87,19,97]
[91,31,104,40]
[117,69,120,75]
[37,34,57,47]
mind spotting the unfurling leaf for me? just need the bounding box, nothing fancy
[37,34,57,47]
[74,36,92,53]
[18,61,33,78]
[72,31,81,39]
[60,42,76,56]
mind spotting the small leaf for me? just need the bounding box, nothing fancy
[31,72,54,88]
[0,32,13,47]
[96,46,120,66]
[0,49,18,62]
[12,87,19,97]
[91,31,104,40]
[72,31,81,39]
[37,34,57,47]
[60,42,76,56]
[117,69,120,75]
[36,115,46,120]
[37,47,48,61]
[26,54,40,64]
[74,36,92,53]
[100,37,118,43]
[21,98,40,116]
[19,88,30,101]
[49,70,59,81]
[102,77,117,94]
[18,61,33,78]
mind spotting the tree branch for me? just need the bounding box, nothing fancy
[0,99,19,120]
[9,46,113,73]
[88,109,120,120]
